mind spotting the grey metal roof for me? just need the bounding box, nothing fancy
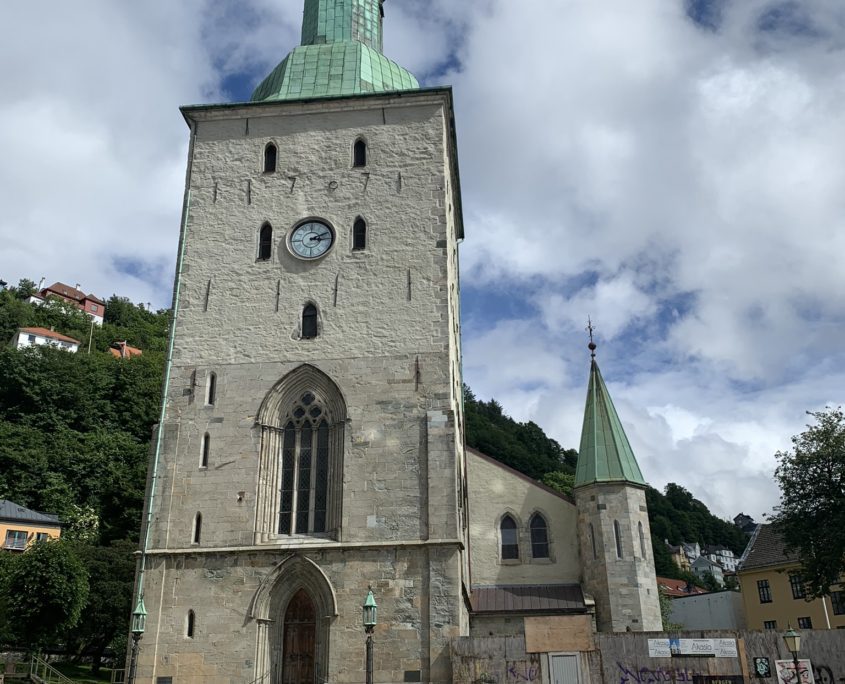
[739,523,795,571]
[471,584,586,614]
[0,500,61,526]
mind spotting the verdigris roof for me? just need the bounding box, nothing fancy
[252,0,419,102]
[0,499,61,526]
[575,359,646,488]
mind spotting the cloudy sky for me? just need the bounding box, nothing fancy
[3,0,844,521]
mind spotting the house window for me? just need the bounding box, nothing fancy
[639,521,647,558]
[352,217,367,251]
[757,579,772,603]
[614,520,623,559]
[589,523,597,559]
[797,616,812,629]
[206,372,217,405]
[278,393,332,535]
[193,513,202,544]
[201,433,210,468]
[91,304,98,312]
[763,620,777,630]
[35,532,49,542]
[831,591,845,615]
[500,515,519,560]
[264,143,278,173]
[353,138,367,168]
[302,304,318,339]
[529,513,549,559]
[4,530,27,550]
[27,335,35,343]
[186,610,195,638]
[789,574,806,600]
[258,223,273,261]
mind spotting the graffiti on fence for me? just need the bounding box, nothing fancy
[507,662,540,682]
[618,662,702,684]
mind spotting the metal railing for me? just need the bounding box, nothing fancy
[29,656,75,684]
[110,669,125,684]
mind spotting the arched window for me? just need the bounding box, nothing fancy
[614,520,623,559]
[201,433,210,468]
[589,523,597,559]
[258,223,273,261]
[193,513,202,544]
[186,610,195,638]
[302,304,318,339]
[206,372,216,406]
[264,143,278,173]
[352,217,367,251]
[530,513,550,559]
[639,521,647,558]
[256,365,346,541]
[500,515,519,560]
[353,138,367,168]
[278,392,332,535]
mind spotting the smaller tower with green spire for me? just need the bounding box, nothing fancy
[252,0,419,102]
[573,325,661,632]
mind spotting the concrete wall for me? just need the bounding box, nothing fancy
[466,450,580,587]
[670,591,746,630]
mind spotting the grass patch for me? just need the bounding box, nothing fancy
[51,662,114,682]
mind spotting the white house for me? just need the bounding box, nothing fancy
[12,327,81,353]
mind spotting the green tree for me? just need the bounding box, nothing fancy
[771,407,845,598]
[541,471,575,497]
[701,571,721,592]
[658,590,682,631]
[2,540,89,651]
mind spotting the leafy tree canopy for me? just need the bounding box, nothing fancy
[771,407,845,598]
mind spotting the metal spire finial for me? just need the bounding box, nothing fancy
[586,317,597,359]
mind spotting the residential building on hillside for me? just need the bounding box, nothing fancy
[1,500,62,551]
[703,545,740,572]
[657,577,706,598]
[692,555,725,587]
[734,512,758,536]
[11,326,81,353]
[29,280,106,325]
[665,541,692,572]
[738,524,845,630]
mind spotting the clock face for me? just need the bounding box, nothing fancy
[289,221,334,260]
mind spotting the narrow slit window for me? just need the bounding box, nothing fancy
[353,218,367,251]
[186,610,195,638]
[206,372,216,406]
[264,143,277,173]
[530,513,549,559]
[638,521,647,558]
[614,520,623,559]
[201,433,210,468]
[353,138,367,168]
[500,515,519,560]
[193,513,202,544]
[258,223,273,261]
[302,304,318,339]
[589,523,597,559]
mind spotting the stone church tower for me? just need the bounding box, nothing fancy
[132,1,469,681]
[573,340,662,632]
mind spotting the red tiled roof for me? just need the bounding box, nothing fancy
[19,327,81,345]
[84,293,106,305]
[657,577,708,597]
[109,343,142,359]
[43,282,86,302]
[471,584,586,614]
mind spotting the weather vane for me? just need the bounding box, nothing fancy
[586,317,597,358]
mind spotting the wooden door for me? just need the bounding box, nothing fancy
[281,589,316,684]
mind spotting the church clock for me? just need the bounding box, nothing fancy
[288,220,334,260]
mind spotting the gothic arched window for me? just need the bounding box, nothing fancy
[639,521,647,558]
[206,372,217,406]
[530,513,550,559]
[201,433,210,468]
[352,218,367,251]
[258,223,273,261]
[302,304,318,339]
[614,520,623,559]
[353,138,367,168]
[187,610,195,638]
[500,515,519,560]
[264,143,278,173]
[193,513,202,544]
[589,523,597,559]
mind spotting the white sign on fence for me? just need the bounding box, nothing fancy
[648,638,738,658]
[648,639,672,657]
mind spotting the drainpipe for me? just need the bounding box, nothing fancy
[130,117,197,651]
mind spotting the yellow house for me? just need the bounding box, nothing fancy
[0,499,63,551]
[738,524,845,630]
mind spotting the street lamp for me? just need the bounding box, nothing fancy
[362,588,378,684]
[783,626,802,684]
[128,596,147,684]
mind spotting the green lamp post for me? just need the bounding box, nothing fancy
[782,626,802,684]
[128,596,147,684]
[363,588,378,684]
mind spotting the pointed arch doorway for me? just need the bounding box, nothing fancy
[279,589,317,684]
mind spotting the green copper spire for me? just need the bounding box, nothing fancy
[252,0,419,102]
[574,334,646,488]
